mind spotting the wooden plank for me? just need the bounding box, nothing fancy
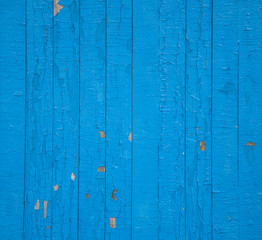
[212,1,239,239]
[52,0,80,238]
[0,0,25,238]
[132,0,160,238]
[105,0,132,238]
[24,0,53,238]
[78,0,106,238]
[238,1,262,238]
[158,0,186,239]
[186,0,212,239]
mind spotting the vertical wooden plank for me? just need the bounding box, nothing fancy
[186,0,212,239]
[158,0,186,239]
[78,0,106,239]
[24,0,53,238]
[0,0,25,238]
[105,0,132,238]
[132,0,160,238]
[212,0,239,239]
[238,1,262,238]
[52,0,79,238]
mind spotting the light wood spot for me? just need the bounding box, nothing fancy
[200,141,206,151]
[109,217,116,228]
[246,142,256,147]
[97,166,105,172]
[86,194,89,199]
[53,0,64,16]
[112,189,117,200]
[99,131,105,138]
[46,226,51,229]
[128,132,132,142]
[54,184,59,191]
[34,199,40,210]
[196,127,199,131]
[71,172,75,181]
[44,201,48,218]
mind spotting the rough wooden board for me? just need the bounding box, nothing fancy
[132,0,160,239]
[239,0,262,238]
[212,1,240,239]
[78,0,106,239]
[158,0,186,239]
[0,0,25,238]
[52,0,80,238]
[24,0,53,238]
[186,1,212,239]
[105,0,132,238]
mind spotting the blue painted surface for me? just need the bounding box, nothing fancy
[0,0,262,239]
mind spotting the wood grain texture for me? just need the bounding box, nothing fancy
[105,0,132,238]
[0,0,25,238]
[158,0,186,239]
[52,0,80,238]
[186,0,212,239]
[78,0,106,239]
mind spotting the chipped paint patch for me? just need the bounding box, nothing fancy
[44,201,48,218]
[99,131,105,138]
[97,166,105,172]
[196,127,199,131]
[34,199,40,210]
[109,217,116,228]
[128,132,132,142]
[71,172,75,181]
[246,142,256,147]
[86,194,89,199]
[53,0,64,16]
[112,189,117,200]
[200,141,206,151]
[54,184,59,191]
[46,226,51,229]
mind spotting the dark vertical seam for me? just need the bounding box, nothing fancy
[184,0,187,238]
[104,0,108,239]
[22,0,27,238]
[51,2,55,239]
[236,1,240,238]
[131,0,134,238]
[210,0,214,239]
[77,0,81,238]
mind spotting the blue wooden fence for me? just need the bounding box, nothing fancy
[1,0,262,239]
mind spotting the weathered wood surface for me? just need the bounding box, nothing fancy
[0,0,262,239]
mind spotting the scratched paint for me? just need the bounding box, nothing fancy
[1,0,262,240]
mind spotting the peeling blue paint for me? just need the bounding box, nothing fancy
[0,0,262,239]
